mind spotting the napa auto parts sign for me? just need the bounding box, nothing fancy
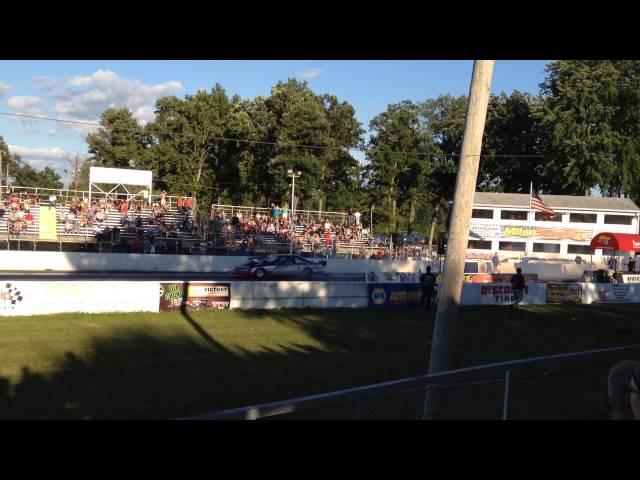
[368,283,423,307]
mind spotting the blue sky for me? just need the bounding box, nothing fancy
[0,60,549,180]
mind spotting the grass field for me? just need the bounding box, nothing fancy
[1,305,639,419]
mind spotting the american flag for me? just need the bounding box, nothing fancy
[530,184,557,218]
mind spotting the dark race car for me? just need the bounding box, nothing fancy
[232,254,327,279]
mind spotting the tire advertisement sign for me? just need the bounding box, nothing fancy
[160,282,231,311]
[460,283,547,305]
[368,283,423,307]
[547,283,582,304]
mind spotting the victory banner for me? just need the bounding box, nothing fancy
[160,282,231,311]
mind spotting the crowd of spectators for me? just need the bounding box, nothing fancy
[0,192,39,235]
[0,189,206,253]
[210,203,439,258]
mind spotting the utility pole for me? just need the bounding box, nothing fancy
[288,169,301,254]
[423,60,495,420]
[0,150,3,202]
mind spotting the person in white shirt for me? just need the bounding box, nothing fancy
[354,211,361,225]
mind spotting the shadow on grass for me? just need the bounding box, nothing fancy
[0,304,638,419]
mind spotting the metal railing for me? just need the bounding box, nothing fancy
[178,343,640,420]
[3,185,191,210]
[210,204,354,225]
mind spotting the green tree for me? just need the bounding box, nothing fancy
[365,101,435,234]
[86,108,148,169]
[539,61,621,195]
[144,85,231,208]
[480,91,550,193]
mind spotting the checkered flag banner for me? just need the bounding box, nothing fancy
[3,283,24,305]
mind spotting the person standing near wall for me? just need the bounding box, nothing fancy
[420,266,437,309]
[510,267,526,308]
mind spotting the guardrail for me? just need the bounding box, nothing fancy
[178,344,640,420]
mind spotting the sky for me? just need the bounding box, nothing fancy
[0,60,550,182]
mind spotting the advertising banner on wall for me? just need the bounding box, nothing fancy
[0,281,159,316]
[460,283,547,305]
[469,223,501,240]
[594,284,633,303]
[159,282,231,311]
[547,283,582,303]
[368,283,423,307]
[500,225,593,242]
[620,274,640,284]
[366,272,420,283]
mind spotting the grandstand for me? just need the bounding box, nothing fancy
[0,186,207,253]
[209,203,395,258]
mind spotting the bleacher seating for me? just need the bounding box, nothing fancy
[0,201,206,249]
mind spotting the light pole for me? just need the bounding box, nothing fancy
[370,205,374,237]
[288,169,301,254]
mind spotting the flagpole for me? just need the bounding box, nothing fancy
[528,182,533,257]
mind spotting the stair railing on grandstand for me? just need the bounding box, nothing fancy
[177,343,640,420]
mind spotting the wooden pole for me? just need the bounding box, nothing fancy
[423,60,495,420]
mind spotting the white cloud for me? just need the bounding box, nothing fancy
[50,70,183,133]
[296,68,321,80]
[32,76,59,92]
[8,96,45,110]
[8,144,68,173]
[0,81,10,97]
[48,129,56,136]
[7,96,47,133]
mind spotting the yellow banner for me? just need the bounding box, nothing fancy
[501,226,592,242]
[38,206,58,240]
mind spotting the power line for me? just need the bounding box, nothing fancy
[0,111,547,159]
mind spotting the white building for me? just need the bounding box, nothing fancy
[467,192,640,260]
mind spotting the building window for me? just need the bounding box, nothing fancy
[535,211,562,222]
[567,244,594,254]
[472,209,494,219]
[533,243,561,253]
[604,214,633,225]
[499,241,526,252]
[569,213,597,223]
[500,210,528,221]
[468,240,492,250]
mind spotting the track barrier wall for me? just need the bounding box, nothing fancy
[2,279,640,316]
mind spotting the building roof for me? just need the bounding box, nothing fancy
[473,192,640,213]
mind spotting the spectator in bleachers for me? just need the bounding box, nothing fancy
[185,195,193,212]
[158,221,168,238]
[160,190,167,210]
[95,209,106,223]
[294,236,303,256]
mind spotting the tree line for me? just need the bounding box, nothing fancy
[3,60,640,236]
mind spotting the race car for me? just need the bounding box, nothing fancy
[231,254,327,279]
